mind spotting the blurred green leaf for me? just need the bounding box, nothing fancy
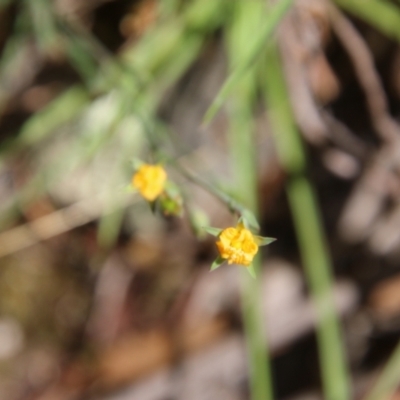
[334,0,400,42]
[188,207,210,239]
[16,86,90,147]
[246,264,256,278]
[159,0,181,17]
[64,37,99,84]
[241,209,260,231]
[0,0,13,9]
[227,0,265,66]
[123,22,184,78]
[97,208,125,249]
[164,180,180,196]
[0,36,31,113]
[364,341,400,400]
[184,0,228,31]
[261,44,305,173]
[225,1,262,213]
[263,42,350,400]
[210,256,225,271]
[204,226,223,237]
[204,0,294,123]
[254,236,276,246]
[26,0,60,53]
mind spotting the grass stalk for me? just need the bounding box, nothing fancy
[232,113,274,400]
[230,108,273,400]
[333,0,400,43]
[263,42,350,400]
[363,341,400,400]
[228,57,274,400]
[204,0,293,123]
[241,256,273,400]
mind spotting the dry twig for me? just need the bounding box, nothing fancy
[0,195,135,258]
[329,5,400,144]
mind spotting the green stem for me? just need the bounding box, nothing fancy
[173,108,273,399]
[363,341,400,400]
[228,67,273,400]
[241,255,273,400]
[286,177,350,400]
[203,0,294,123]
[263,42,350,400]
[333,0,400,43]
[172,161,250,217]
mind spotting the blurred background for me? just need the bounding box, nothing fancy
[1,0,400,399]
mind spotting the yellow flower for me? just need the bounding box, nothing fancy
[132,164,167,201]
[216,222,258,266]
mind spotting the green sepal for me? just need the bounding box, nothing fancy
[241,209,260,231]
[160,195,183,217]
[159,183,184,217]
[254,236,276,246]
[210,256,225,271]
[237,216,247,228]
[246,264,256,278]
[203,226,223,237]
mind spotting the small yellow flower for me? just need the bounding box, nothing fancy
[216,222,258,266]
[132,164,167,201]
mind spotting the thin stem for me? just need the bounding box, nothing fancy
[172,161,249,217]
[363,341,400,400]
[263,42,350,400]
[286,177,350,400]
[241,254,273,400]
[226,8,274,391]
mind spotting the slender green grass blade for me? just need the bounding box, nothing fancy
[0,0,13,8]
[241,256,273,400]
[203,0,293,123]
[225,3,275,398]
[263,42,350,400]
[26,0,60,53]
[64,37,99,84]
[0,37,30,113]
[97,208,125,250]
[287,177,350,400]
[246,264,256,278]
[363,341,400,400]
[184,0,227,31]
[204,226,223,237]
[242,209,260,231]
[333,0,400,42]
[16,86,89,147]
